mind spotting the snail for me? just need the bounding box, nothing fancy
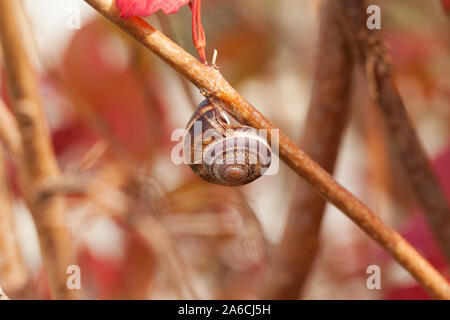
[183,99,271,186]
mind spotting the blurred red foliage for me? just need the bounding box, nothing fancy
[61,19,172,162]
[116,0,190,18]
[441,0,450,14]
[385,146,450,299]
[36,224,156,299]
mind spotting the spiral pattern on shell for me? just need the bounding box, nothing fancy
[183,99,272,186]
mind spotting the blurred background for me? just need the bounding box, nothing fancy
[0,0,449,299]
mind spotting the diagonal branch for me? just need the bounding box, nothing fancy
[84,0,450,299]
[264,0,354,299]
[338,0,450,262]
[0,0,78,299]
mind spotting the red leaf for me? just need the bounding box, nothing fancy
[442,0,450,14]
[116,0,207,64]
[62,20,172,162]
[116,0,190,18]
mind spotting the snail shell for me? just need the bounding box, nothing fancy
[183,99,271,186]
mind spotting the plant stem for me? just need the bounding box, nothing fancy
[265,0,354,299]
[0,0,78,299]
[84,0,450,299]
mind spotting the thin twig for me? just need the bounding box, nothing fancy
[84,0,450,299]
[211,49,218,67]
[265,0,354,299]
[0,0,78,299]
[338,0,450,262]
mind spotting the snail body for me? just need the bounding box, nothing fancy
[183,99,271,186]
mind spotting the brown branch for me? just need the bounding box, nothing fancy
[84,0,450,299]
[264,0,354,299]
[0,147,28,294]
[338,0,450,262]
[0,0,78,299]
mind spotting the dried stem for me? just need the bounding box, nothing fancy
[0,147,28,294]
[84,0,450,299]
[338,0,450,262]
[0,0,77,299]
[265,0,354,299]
